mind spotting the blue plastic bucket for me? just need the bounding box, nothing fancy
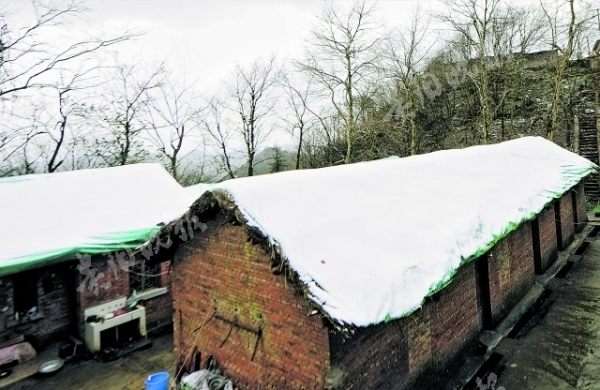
[145,372,169,390]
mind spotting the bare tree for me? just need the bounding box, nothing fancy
[438,0,502,144]
[486,5,548,140]
[94,60,165,166]
[297,0,382,163]
[489,5,547,56]
[279,71,322,169]
[201,97,237,180]
[0,0,135,175]
[0,0,133,100]
[176,139,215,186]
[383,6,435,155]
[227,56,279,177]
[146,75,201,181]
[0,105,46,176]
[41,65,101,172]
[542,0,576,141]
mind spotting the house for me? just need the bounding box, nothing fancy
[0,163,195,354]
[164,136,596,389]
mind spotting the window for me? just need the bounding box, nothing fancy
[13,271,38,315]
[129,260,160,293]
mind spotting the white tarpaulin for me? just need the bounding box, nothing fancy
[211,137,597,327]
[0,163,195,276]
[184,183,210,200]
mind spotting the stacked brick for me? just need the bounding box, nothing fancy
[0,265,74,347]
[172,214,330,389]
[555,195,575,250]
[572,182,587,232]
[145,261,173,330]
[76,255,131,336]
[429,262,481,373]
[534,204,559,273]
[329,318,410,389]
[486,221,536,327]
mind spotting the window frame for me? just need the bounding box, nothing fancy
[129,260,161,293]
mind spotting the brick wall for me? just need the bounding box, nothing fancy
[76,255,130,337]
[330,318,409,390]
[76,255,173,338]
[429,261,481,374]
[145,260,173,330]
[159,260,172,286]
[487,222,535,327]
[572,181,587,233]
[533,204,558,273]
[172,213,331,389]
[555,193,575,251]
[406,307,432,377]
[330,262,481,390]
[0,265,76,348]
[0,255,175,350]
[143,292,172,330]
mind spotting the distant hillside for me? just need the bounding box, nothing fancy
[230,147,296,179]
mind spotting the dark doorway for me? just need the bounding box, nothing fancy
[531,217,543,274]
[554,200,563,251]
[13,271,38,316]
[476,255,493,329]
[99,319,141,351]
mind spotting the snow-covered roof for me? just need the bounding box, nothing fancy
[0,163,194,277]
[184,183,210,199]
[210,137,597,327]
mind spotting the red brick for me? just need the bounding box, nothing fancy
[487,222,535,327]
[0,265,75,348]
[572,182,587,233]
[556,193,575,251]
[172,213,330,389]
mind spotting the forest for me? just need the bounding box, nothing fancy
[1,0,599,184]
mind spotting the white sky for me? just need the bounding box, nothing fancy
[83,0,441,93]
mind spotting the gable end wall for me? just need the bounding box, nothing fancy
[172,213,330,389]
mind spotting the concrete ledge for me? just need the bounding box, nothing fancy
[451,283,545,390]
[126,287,168,305]
[494,283,545,339]
[446,353,488,390]
[454,223,596,390]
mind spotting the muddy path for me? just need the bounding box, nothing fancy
[3,333,175,390]
[473,237,600,389]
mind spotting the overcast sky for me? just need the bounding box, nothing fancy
[82,0,440,93]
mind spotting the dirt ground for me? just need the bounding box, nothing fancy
[3,333,176,390]
[476,233,600,390]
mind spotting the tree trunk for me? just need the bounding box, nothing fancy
[247,150,254,177]
[122,122,131,166]
[296,129,303,170]
[573,114,580,153]
[479,61,491,144]
[48,119,66,173]
[345,55,353,165]
[410,119,417,155]
[547,0,576,141]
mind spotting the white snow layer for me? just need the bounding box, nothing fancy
[0,163,195,271]
[184,183,210,201]
[213,137,597,327]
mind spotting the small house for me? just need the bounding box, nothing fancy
[0,163,195,354]
[166,137,595,389]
